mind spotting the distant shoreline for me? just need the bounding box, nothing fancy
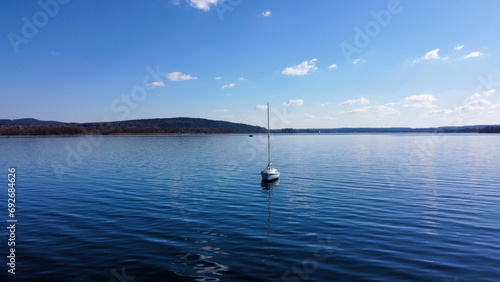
[1,118,499,135]
[1,130,498,137]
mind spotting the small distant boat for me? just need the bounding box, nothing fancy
[249,135,254,137]
[261,103,280,181]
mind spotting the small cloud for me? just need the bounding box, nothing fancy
[304,113,315,119]
[214,109,228,112]
[186,0,224,11]
[214,76,223,80]
[172,0,181,5]
[464,51,484,59]
[469,99,491,106]
[255,105,268,110]
[167,72,198,81]
[282,59,318,76]
[340,97,370,106]
[340,105,400,117]
[328,64,338,69]
[483,89,496,97]
[262,10,271,17]
[413,48,448,63]
[423,109,453,117]
[460,99,491,111]
[454,44,464,51]
[221,83,235,89]
[403,94,437,108]
[422,49,440,60]
[322,116,336,120]
[471,93,481,99]
[283,99,304,107]
[239,77,247,81]
[149,81,165,87]
[320,102,329,106]
[353,58,361,65]
[385,102,398,106]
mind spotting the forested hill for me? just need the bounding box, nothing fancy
[0,118,267,135]
[1,118,499,135]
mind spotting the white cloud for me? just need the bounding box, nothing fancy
[255,105,268,110]
[469,99,491,106]
[262,10,271,17]
[423,109,453,117]
[322,116,336,120]
[464,51,483,59]
[320,102,329,106]
[353,58,361,64]
[413,48,448,63]
[186,0,224,11]
[214,76,223,80]
[304,113,315,119]
[472,89,496,99]
[454,44,464,51]
[339,97,370,106]
[283,99,304,106]
[282,59,318,76]
[422,49,440,60]
[239,77,247,81]
[403,94,437,108]
[167,72,198,81]
[221,83,235,89]
[340,105,400,117]
[328,64,338,69]
[149,81,165,87]
[385,102,398,106]
[460,99,491,111]
[172,0,181,5]
[214,109,228,112]
[483,89,496,97]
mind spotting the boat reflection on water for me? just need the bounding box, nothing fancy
[261,179,279,264]
[261,178,280,190]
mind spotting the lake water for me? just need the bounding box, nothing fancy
[1,134,499,281]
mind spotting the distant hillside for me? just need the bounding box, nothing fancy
[0,118,64,126]
[0,117,266,135]
[1,118,499,135]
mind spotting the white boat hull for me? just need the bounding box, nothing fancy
[261,167,280,181]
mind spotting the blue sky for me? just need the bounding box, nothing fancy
[1,0,500,128]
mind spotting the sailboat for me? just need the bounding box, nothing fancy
[261,103,280,181]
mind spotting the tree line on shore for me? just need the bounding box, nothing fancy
[0,118,267,135]
[478,126,500,133]
[1,118,499,135]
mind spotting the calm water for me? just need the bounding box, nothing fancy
[1,134,499,281]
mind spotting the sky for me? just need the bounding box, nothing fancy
[1,0,500,129]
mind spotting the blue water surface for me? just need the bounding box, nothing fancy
[1,134,499,281]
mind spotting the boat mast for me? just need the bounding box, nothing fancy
[267,103,271,166]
